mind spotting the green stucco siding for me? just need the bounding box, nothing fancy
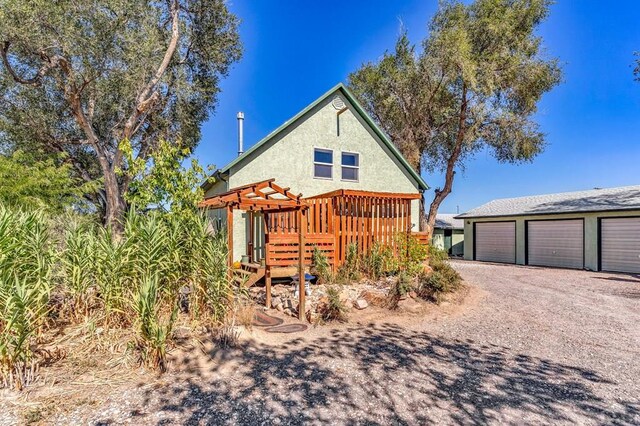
[223,93,423,261]
[463,209,640,271]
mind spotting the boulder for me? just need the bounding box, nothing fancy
[271,297,282,309]
[397,297,422,314]
[354,299,369,310]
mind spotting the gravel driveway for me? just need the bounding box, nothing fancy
[57,262,640,425]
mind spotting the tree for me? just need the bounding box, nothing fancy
[0,0,241,230]
[0,150,91,212]
[349,0,561,237]
[121,138,212,221]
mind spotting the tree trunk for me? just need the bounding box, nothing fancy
[99,158,126,233]
[424,85,468,240]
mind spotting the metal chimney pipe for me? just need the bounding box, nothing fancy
[237,111,244,156]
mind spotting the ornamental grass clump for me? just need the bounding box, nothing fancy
[318,286,348,323]
[0,207,54,390]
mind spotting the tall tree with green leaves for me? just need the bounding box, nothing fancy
[0,0,241,230]
[349,0,561,236]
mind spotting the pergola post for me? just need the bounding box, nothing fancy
[226,206,234,280]
[297,208,306,321]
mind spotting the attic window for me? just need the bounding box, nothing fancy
[341,152,359,182]
[314,148,333,179]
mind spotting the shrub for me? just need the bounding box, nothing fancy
[396,233,428,277]
[387,272,415,308]
[312,246,333,284]
[318,286,348,323]
[428,245,449,263]
[418,259,462,303]
[337,243,361,283]
[361,242,398,280]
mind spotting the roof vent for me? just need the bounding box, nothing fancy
[331,95,345,110]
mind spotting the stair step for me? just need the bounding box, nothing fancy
[241,262,261,270]
[234,269,251,276]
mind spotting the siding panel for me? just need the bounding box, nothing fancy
[601,218,640,273]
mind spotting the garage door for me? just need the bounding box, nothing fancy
[601,218,640,273]
[527,220,583,269]
[475,222,516,263]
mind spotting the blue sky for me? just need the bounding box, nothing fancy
[194,1,640,214]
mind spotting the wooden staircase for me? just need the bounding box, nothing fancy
[232,262,265,287]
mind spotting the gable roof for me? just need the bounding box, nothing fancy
[435,214,464,230]
[457,185,640,219]
[203,83,428,191]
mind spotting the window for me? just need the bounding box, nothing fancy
[314,148,333,179]
[341,152,359,181]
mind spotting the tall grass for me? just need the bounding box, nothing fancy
[0,204,233,386]
[0,207,53,390]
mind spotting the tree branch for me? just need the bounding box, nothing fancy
[1,42,68,87]
[121,0,180,142]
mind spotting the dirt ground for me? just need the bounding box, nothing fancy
[2,261,639,425]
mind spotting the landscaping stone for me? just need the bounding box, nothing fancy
[354,299,368,310]
[397,297,421,314]
[271,297,282,309]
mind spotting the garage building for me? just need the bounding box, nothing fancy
[456,185,640,273]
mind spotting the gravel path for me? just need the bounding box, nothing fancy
[44,262,640,424]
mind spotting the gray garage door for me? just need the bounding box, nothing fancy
[527,220,583,269]
[475,222,516,264]
[601,218,640,274]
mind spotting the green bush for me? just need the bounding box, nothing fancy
[312,246,333,284]
[361,242,398,280]
[418,259,462,303]
[337,242,361,283]
[428,245,449,263]
[318,286,348,323]
[395,232,429,277]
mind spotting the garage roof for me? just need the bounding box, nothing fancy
[457,185,640,219]
[435,214,464,230]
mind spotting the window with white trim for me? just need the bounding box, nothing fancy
[313,148,333,179]
[341,152,359,181]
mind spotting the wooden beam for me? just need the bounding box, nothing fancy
[265,266,272,309]
[297,208,306,321]
[227,206,234,280]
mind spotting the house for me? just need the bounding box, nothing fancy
[199,83,429,317]
[456,185,640,273]
[432,214,464,256]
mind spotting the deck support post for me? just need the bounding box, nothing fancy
[297,208,306,321]
[265,266,272,308]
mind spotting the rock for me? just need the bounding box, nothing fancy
[354,299,368,310]
[275,303,284,312]
[409,291,418,299]
[271,297,282,309]
[397,297,422,314]
[422,262,433,274]
[283,308,292,316]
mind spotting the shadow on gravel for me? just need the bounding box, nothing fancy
[101,323,639,425]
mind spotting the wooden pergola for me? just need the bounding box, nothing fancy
[199,179,310,320]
